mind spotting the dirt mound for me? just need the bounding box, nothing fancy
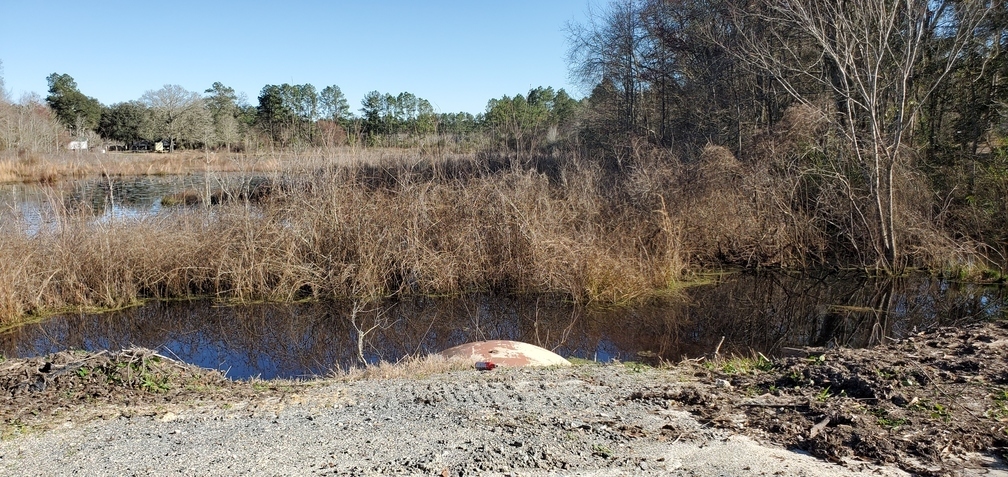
[0,348,234,430]
[639,320,1008,476]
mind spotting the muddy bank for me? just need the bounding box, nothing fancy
[636,319,1008,475]
[1,320,1006,476]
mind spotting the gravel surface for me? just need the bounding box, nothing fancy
[0,364,913,476]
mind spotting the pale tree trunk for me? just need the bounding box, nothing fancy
[731,0,990,273]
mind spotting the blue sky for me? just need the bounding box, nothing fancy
[0,1,591,115]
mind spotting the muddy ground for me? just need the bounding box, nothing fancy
[635,319,1008,475]
[1,320,1006,476]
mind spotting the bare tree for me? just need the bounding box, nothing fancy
[567,0,647,136]
[0,93,62,153]
[141,84,204,152]
[348,301,398,365]
[732,0,991,272]
[0,60,9,104]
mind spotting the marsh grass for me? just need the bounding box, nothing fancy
[0,147,449,184]
[0,143,986,326]
[0,153,694,324]
[0,150,210,183]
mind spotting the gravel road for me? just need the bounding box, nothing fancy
[0,364,911,476]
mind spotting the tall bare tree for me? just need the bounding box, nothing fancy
[732,0,991,272]
[0,93,62,153]
[0,60,9,104]
[567,0,647,137]
[141,84,204,152]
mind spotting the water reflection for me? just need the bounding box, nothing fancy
[0,174,269,229]
[0,273,1003,380]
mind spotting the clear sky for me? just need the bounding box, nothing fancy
[0,1,591,115]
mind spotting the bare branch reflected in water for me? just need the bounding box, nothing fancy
[532,296,545,348]
[462,297,485,342]
[0,273,1002,379]
[412,311,439,358]
[552,306,580,354]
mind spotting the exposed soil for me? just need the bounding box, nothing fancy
[0,347,278,429]
[636,319,1008,475]
[1,321,1006,476]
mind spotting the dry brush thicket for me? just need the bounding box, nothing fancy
[0,120,993,325]
[0,154,684,323]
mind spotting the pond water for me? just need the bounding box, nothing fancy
[0,272,1003,380]
[0,174,268,229]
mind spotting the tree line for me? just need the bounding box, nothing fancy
[0,68,582,154]
[1,0,1005,273]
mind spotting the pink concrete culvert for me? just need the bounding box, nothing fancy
[439,340,572,368]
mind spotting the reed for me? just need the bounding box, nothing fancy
[0,155,693,324]
[0,147,456,184]
[0,144,986,326]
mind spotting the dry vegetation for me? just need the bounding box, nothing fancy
[0,151,688,324]
[0,134,996,326]
[0,148,376,184]
[0,144,488,185]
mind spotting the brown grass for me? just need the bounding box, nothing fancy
[0,147,466,185]
[330,354,475,381]
[0,139,987,326]
[0,155,694,324]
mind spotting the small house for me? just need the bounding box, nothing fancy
[68,139,88,151]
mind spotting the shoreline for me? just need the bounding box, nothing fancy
[2,319,1006,476]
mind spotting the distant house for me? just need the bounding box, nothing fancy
[68,139,88,151]
[129,140,153,151]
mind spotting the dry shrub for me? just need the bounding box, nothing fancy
[14,135,982,328]
[891,158,995,273]
[774,104,829,148]
[5,136,989,327]
[13,138,947,326]
[698,144,742,178]
[0,153,698,324]
[931,149,1008,270]
[0,224,36,319]
[275,163,683,304]
[674,144,823,267]
[748,103,830,168]
[331,354,474,381]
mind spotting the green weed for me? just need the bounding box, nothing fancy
[870,408,907,429]
[592,444,614,459]
[911,400,951,423]
[806,354,826,365]
[141,373,169,393]
[988,389,1008,420]
[706,355,773,375]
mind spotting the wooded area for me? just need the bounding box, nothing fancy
[0,0,1005,275]
[566,0,1006,273]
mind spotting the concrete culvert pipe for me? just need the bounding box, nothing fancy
[439,340,571,368]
